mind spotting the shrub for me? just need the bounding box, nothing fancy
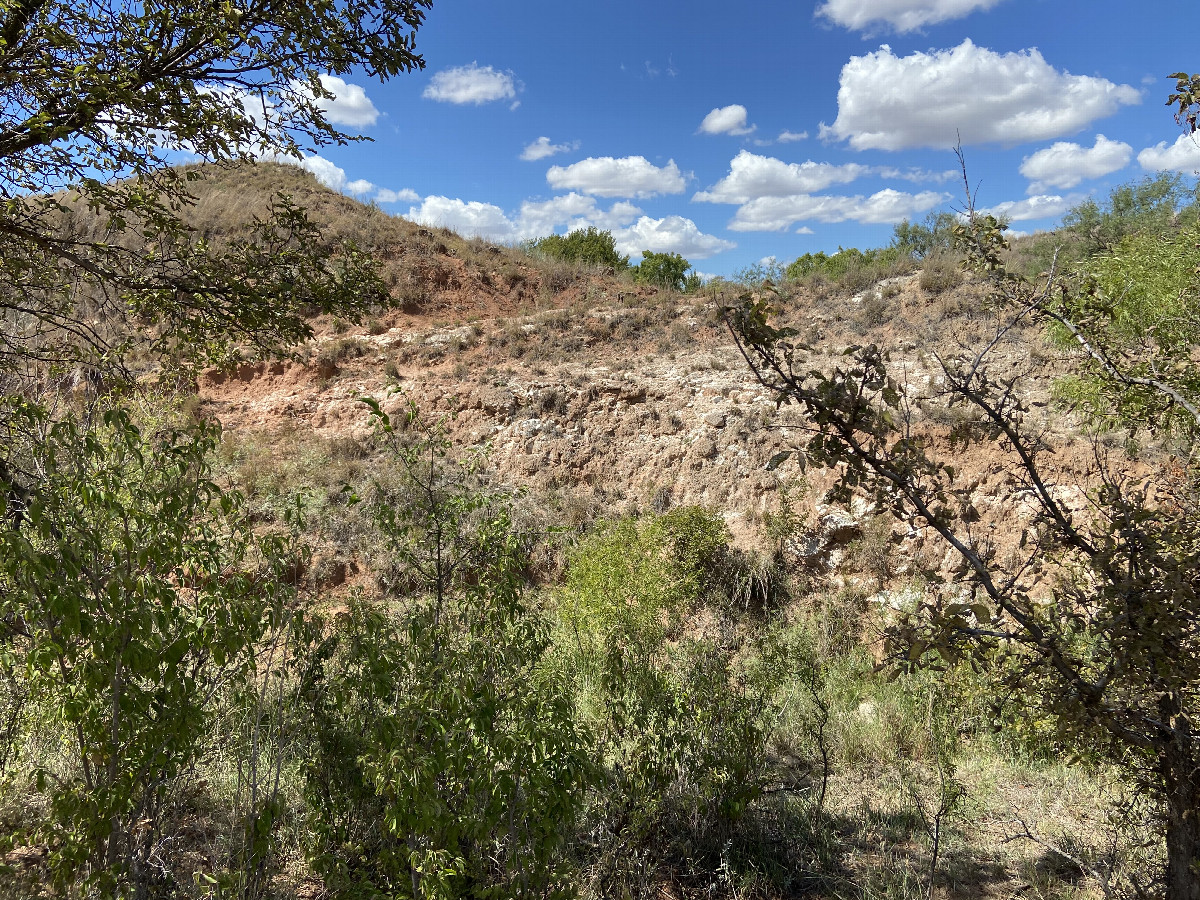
[786,245,915,293]
[527,227,630,270]
[633,251,692,290]
[918,250,963,295]
[890,212,958,259]
[554,508,779,890]
[0,404,297,896]
[300,402,590,900]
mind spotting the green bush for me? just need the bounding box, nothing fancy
[0,403,297,896]
[1009,173,1200,280]
[633,251,692,291]
[527,227,630,270]
[300,402,591,900]
[785,245,914,293]
[1051,225,1200,434]
[553,508,778,890]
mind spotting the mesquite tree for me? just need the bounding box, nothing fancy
[727,202,1200,898]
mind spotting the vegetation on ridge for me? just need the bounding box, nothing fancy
[0,0,1199,894]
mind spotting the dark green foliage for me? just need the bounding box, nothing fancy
[633,251,692,291]
[0,402,296,896]
[555,508,779,891]
[528,227,630,270]
[784,245,914,294]
[301,402,591,900]
[891,212,958,259]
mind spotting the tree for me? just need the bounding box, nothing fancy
[0,401,299,896]
[890,211,957,259]
[1060,173,1199,255]
[527,227,630,270]
[633,250,691,291]
[0,0,432,386]
[726,199,1200,897]
[301,401,589,900]
[0,1,436,893]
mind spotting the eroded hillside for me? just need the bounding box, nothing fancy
[188,167,1114,600]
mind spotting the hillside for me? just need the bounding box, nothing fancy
[5,161,1186,900]
[187,163,1101,591]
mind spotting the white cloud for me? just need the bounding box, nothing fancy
[407,196,517,240]
[515,193,641,237]
[695,150,871,204]
[822,40,1140,151]
[698,104,755,136]
[875,166,958,183]
[728,189,947,231]
[546,156,686,198]
[1019,134,1132,190]
[778,130,809,143]
[978,194,1077,222]
[1137,133,1200,173]
[520,136,579,161]
[403,195,732,260]
[816,0,1006,33]
[613,216,736,260]
[313,75,380,128]
[405,192,647,243]
[296,155,358,192]
[282,154,417,206]
[423,63,518,105]
[375,187,421,204]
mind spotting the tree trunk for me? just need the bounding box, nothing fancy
[1163,750,1200,900]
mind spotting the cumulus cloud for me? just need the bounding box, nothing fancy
[728,189,947,231]
[822,40,1140,151]
[520,136,579,161]
[405,192,650,244]
[290,155,421,205]
[816,0,1006,33]
[778,130,809,143]
[515,193,642,237]
[407,196,517,240]
[312,75,380,128]
[1137,133,1200,173]
[546,156,686,198]
[698,104,755,136]
[403,192,731,259]
[423,63,518,105]
[1019,134,1132,190]
[977,194,1077,222]
[374,187,421,204]
[694,150,870,204]
[613,216,736,260]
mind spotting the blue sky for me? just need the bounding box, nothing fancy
[296,0,1200,277]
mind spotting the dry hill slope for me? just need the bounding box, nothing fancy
[185,163,1109,595]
